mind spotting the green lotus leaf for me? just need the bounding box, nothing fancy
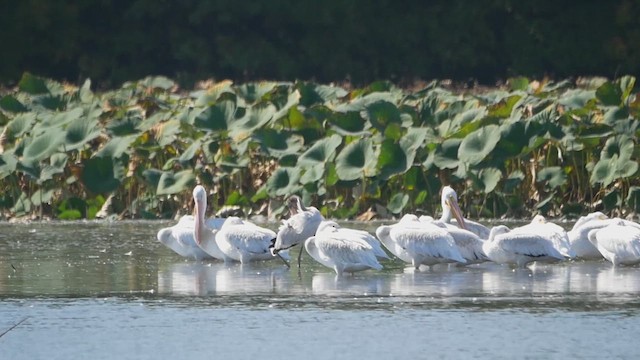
[296,82,348,107]
[557,89,596,109]
[0,95,28,112]
[536,166,567,189]
[18,72,49,95]
[502,170,524,193]
[508,77,529,91]
[363,100,402,132]
[155,119,181,147]
[327,111,368,135]
[619,76,636,103]
[626,186,640,213]
[458,124,500,166]
[488,94,522,118]
[334,92,401,113]
[335,138,377,181]
[5,113,36,141]
[273,90,301,121]
[178,139,202,163]
[600,135,635,160]
[253,129,304,158]
[377,139,408,180]
[0,153,18,179]
[40,153,68,182]
[387,192,409,214]
[431,138,461,169]
[266,167,302,196]
[230,102,277,141]
[23,128,64,162]
[81,156,124,194]
[95,134,138,158]
[478,167,502,193]
[193,81,235,107]
[106,111,142,136]
[596,81,622,106]
[452,107,487,130]
[300,163,325,184]
[11,192,32,215]
[194,100,237,132]
[142,168,164,190]
[157,170,196,195]
[140,76,175,91]
[235,82,279,103]
[30,188,54,207]
[298,134,342,167]
[590,155,638,187]
[64,117,101,151]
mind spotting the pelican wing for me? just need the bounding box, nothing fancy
[313,235,382,270]
[495,233,564,260]
[218,223,276,256]
[390,226,465,263]
[337,227,390,259]
[592,225,640,260]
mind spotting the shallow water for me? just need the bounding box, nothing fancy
[1,220,639,359]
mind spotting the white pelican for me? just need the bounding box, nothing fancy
[510,215,575,259]
[431,223,489,265]
[375,215,466,269]
[482,225,565,268]
[569,213,640,259]
[191,185,233,260]
[588,223,640,266]
[272,195,324,266]
[304,221,383,275]
[156,185,228,260]
[215,216,290,264]
[438,186,491,239]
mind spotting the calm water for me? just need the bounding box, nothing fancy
[1,220,639,359]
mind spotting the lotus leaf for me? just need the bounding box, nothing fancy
[18,73,49,95]
[81,156,124,194]
[64,117,101,151]
[296,82,348,107]
[266,167,301,196]
[430,138,461,169]
[476,167,502,193]
[142,168,164,190]
[503,170,525,193]
[377,139,408,180]
[5,113,36,140]
[23,128,64,162]
[590,154,639,187]
[300,163,325,184]
[194,100,236,132]
[30,188,54,207]
[106,111,143,136]
[0,153,18,179]
[40,153,68,182]
[95,134,138,158]
[253,129,304,158]
[156,170,196,195]
[363,100,402,132]
[600,136,635,160]
[619,76,636,103]
[596,81,622,106]
[235,82,281,103]
[536,166,567,189]
[508,77,530,91]
[0,95,28,113]
[230,103,277,141]
[335,138,377,181]
[327,111,368,136]
[488,95,522,118]
[140,76,175,91]
[626,186,640,213]
[458,125,500,166]
[558,89,596,109]
[273,90,301,121]
[193,80,235,106]
[298,134,342,167]
[334,92,400,113]
[178,139,202,163]
[387,192,409,214]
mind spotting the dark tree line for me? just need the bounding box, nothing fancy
[1,0,638,88]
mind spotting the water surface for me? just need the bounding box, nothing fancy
[0,221,638,359]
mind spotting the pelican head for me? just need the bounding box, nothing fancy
[488,225,510,241]
[316,220,340,234]
[441,186,467,230]
[287,195,304,216]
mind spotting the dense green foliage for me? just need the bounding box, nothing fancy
[1,73,639,220]
[1,1,639,87]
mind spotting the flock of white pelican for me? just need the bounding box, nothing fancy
[157,185,640,275]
